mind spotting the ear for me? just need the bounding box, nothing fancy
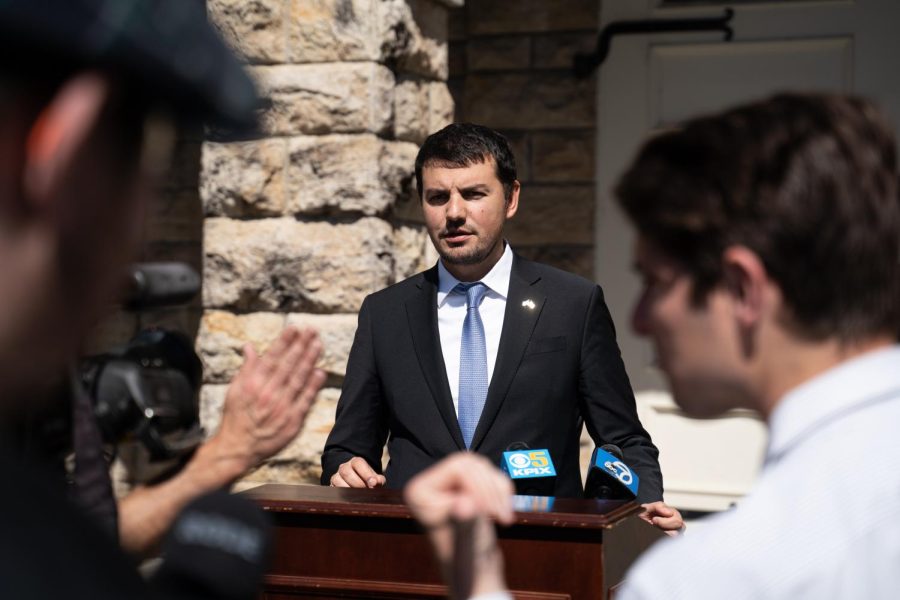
[22,73,111,211]
[721,245,771,329]
[505,180,520,219]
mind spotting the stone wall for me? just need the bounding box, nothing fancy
[448,0,599,279]
[194,0,457,487]
[99,1,604,492]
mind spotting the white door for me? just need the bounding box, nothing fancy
[595,0,900,511]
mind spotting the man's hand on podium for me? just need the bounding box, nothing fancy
[640,501,685,536]
[330,456,387,488]
[404,453,514,600]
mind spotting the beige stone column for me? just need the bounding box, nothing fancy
[198,0,458,486]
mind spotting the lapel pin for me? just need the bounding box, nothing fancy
[521,299,536,310]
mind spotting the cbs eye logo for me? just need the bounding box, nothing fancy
[509,453,531,469]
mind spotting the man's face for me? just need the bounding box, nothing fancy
[420,158,519,281]
[631,236,748,417]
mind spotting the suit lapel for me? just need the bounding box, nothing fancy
[406,267,466,450]
[471,256,545,450]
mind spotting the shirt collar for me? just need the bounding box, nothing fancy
[766,345,900,463]
[436,242,513,306]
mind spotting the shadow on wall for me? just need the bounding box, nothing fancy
[84,125,204,353]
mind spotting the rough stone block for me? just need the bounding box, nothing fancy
[394,78,429,142]
[466,0,598,35]
[197,311,287,384]
[428,81,455,133]
[466,36,531,71]
[394,80,454,144]
[286,135,418,216]
[252,63,394,136]
[393,224,438,280]
[505,184,594,246]
[463,72,595,130]
[199,384,229,436]
[208,0,287,64]
[203,217,394,313]
[462,72,594,130]
[381,0,449,79]
[531,130,595,183]
[287,0,379,63]
[463,72,596,130]
[201,139,287,217]
[447,78,465,121]
[285,313,359,378]
[533,32,597,70]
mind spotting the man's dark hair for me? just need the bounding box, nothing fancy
[616,92,900,342]
[415,123,518,200]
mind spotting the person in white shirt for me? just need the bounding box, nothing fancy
[404,92,900,600]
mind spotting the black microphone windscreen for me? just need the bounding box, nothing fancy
[150,490,272,600]
[600,444,624,460]
[506,441,530,451]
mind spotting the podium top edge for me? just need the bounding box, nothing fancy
[239,484,642,529]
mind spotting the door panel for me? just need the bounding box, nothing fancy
[651,38,852,125]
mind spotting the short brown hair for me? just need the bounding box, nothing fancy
[616,93,900,342]
[415,123,518,201]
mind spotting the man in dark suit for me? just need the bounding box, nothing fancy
[322,124,682,528]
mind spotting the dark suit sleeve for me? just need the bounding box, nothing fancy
[578,285,664,503]
[320,297,389,484]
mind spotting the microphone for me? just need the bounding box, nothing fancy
[584,444,640,500]
[149,490,273,600]
[501,442,557,496]
[123,262,201,310]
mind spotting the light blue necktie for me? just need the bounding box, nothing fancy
[457,282,489,448]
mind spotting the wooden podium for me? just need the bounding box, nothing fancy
[241,484,663,600]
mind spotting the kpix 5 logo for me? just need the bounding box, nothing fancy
[502,450,557,479]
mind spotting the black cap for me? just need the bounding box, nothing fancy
[0,0,259,130]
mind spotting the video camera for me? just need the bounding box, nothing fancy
[77,262,205,465]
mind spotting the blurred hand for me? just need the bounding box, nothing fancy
[640,501,685,536]
[208,326,326,474]
[404,453,514,600]
[119,326,326,556]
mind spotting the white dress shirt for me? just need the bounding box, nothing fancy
[437,243,513,415]
[618,345,900,600]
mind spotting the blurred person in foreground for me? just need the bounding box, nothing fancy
[0,0,325,596]
[406,92,900,600]
[405,453,514,600]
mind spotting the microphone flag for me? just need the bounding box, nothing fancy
[501,449,556,479]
